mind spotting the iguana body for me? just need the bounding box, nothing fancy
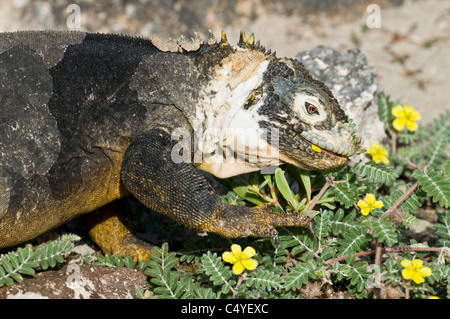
[0,31,358,260]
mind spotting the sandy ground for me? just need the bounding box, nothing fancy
[1,0,449,124]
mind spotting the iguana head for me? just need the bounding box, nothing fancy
[256,57,360,171]
[194,32,360,178]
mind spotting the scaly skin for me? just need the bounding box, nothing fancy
[0,30,359,260]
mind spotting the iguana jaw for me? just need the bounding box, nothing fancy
[279,135,351,171]
[299,123,357,158]
[270,117,358,171]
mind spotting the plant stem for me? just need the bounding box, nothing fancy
[307,176,335,211]
[404,284,410,299]
[378,181,419,220]
[390,129,397,154]
[375,242,383,265]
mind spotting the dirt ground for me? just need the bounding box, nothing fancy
[1,0,449,124]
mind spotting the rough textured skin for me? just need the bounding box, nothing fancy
[0,31,358,260]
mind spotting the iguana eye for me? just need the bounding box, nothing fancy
[293,94,326,124]
[306,102,319,115]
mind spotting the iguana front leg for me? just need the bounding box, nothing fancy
[121,129,311,245]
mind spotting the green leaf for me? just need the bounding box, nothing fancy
[284,263,314,291]
[33,238,74,270]
[285,230,318,261]
[1,257,13,274]
[337,227,370,257]
[425,133,448,170]
[369,217,398,246]
[221,191,246,206]
[403,213,419,228]
[345,262,370,292]
[223,174,284,211]
[0,237,77,287]
[435,211,450,246]
[416,110,450,169]
[413,169,450,208]
[194,285,217,299]
[200,251,235,294]
[288,167,312,201]
[314,210,332,239]
[445,161,450,179]
[332,181,358,208]
[353,161,398,185]
[275,168,302,211]
[381,188,425,215]
[246,269,283,291]
[143,243,191,299]
[151,271,180,299]
[330,209,359,235]
[123,256,136,268]
[377,94,395,129]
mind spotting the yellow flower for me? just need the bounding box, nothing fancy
[366,142,389,164]
[392,104,421,131]
[222,244,258,275]
[401,259,432,284]
[357,193,384,216]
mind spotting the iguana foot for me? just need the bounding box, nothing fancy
[82,200,154,261]
[208,204,312,245]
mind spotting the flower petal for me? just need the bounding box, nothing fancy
[357,200,368,209]
[392,105,404,117]
[373,200,384,209]
[231,244,242,256]
[411,259,423,269]
[368,142,381,154]
[401,259,412,268]
[393,118,406,131]
[403,105,415,112]
[222,251,237,264]
[365,193,376,203]
[360,207,371,216]
[411,110,422,121]
[406,120,419,131]
[242,246,256,259]
[402,269,413,280]
[412,273,425,284]
[419,266,432,277]
[242,258,258,271]
[372,155,382,164]
[232,262,244,275]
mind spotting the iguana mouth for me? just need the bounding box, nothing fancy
[310,143,346,159]
[298,132,353,159]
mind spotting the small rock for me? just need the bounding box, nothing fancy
[0,263,147,299]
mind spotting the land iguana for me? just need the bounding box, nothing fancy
[0,30,359,260]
